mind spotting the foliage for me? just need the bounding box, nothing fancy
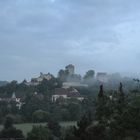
[4,116,14,129]
[61,82,140,140]
[27,125,53,140]
[48,120,61,138]
[32,110,50,123]
[0,116,24,138]
[83,70,95,80]
[0,69,140,139]
[0,127,24,139]
[58,69,69,82]
[61,126,76,140]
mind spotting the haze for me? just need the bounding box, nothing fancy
[0,0,140,81]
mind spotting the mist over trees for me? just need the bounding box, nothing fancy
[0,65,139,139]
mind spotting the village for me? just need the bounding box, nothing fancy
[0,64,110,110]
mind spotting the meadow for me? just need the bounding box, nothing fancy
[0,121,76,136]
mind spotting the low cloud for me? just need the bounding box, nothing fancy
[0,0,140,80]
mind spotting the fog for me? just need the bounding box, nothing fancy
[0,0,140,81]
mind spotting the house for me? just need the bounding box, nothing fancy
[11,92,25,109]
[52,88,68,102]
[0,92,25,109]
[11,92,21,102]
[67,88,84,101]
[52,87,84,102]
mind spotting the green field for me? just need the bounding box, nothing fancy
[0,121,76,136]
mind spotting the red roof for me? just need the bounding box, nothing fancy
[55,88,68,95]
[54,88,81,97]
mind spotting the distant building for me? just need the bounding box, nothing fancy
[65,64,75,75]
[0,92,25,109]
[63,82,88,89]
[52,88,68,102]
[39,72,52,81]
[11,92,21,103]
[96,72,108,83]
[52,87,84,102]
[26,72,53,86]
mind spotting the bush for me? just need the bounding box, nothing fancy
[32,110,50,123]
[27,125,53,140]
[0,116,24,139]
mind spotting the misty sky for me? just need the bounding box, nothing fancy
[0,0,140,81]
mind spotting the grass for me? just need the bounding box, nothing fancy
[0,121,76,136]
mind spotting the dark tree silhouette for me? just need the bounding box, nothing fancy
[98,84,104,98]
[0,116,24,139]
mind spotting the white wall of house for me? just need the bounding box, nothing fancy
[52,95,67,102]
[77,97,84,101]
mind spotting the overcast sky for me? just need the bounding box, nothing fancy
[0,0,140,81]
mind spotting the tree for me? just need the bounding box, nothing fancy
[4,115,13,129]
[109,95,140,140]
[27,125,53,140]
[21,93,50,122]
[0,116,24,139]
[67,102,81,120]
[98,84,104,98]
[32,109,50,123]
[83,70,95,81]
[58,69,69,82]
[86,123,106,140]
[7,80,18,93]
[48,120,61,138]
[61,126,76,140]
[73,113,92,140]
[118,82,125,103]
[0,127,24,139]
[37,77,61,95]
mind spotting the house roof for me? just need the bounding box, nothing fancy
[54,88,68,95]
[54,87,82,98]
[67,92,80,97]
